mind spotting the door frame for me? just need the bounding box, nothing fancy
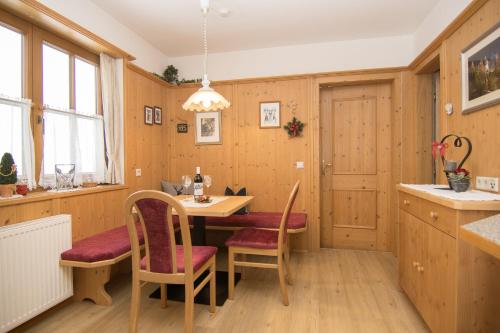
[310,72,402,252]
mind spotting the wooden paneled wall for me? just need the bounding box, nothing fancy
[167,79,313,250]
[124,65,170,193]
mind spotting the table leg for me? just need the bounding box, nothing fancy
[191,216,207,245]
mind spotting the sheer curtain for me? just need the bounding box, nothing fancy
[100,53,123,184]
[0,95,36,189]
[39,106,106,188]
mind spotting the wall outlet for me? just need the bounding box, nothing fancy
[135,168,142,177]
[296,161,305,169]
[476,176,499,192]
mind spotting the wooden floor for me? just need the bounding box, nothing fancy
[21,249,428,333]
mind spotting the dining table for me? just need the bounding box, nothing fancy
[175,194,254,246]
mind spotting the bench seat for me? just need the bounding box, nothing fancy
[205,212,307,233]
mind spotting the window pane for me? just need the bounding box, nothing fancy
[0,25,22,98]
[75,58,97,115]
[0,103,23,174]
[77,118,97,172]
[43,44,70,109]
[43,112,71,174]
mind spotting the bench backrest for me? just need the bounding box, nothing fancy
[125,190,193,275]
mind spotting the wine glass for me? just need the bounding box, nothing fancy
[181,175,192,197]
[203,175,212,195]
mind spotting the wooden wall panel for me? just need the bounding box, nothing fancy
[124,66,170,193]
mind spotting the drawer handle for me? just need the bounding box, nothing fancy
[403,199,410,206]
[412,261,419,268]
[430,211,439,219]
[417,265,424,273]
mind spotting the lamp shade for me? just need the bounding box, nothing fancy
[182,82,230,112]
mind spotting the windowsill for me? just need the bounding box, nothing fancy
[0,184,128,207]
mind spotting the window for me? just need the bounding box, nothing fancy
[0,23,36,189]
[40,43,105,188]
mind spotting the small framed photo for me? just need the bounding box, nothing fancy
[461,23,500,113]
[154,106,162,125]
[195,111,221,145]
[144,106,153,125]
[260,101,280,128]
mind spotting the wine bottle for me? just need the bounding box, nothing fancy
[193,166,203,200]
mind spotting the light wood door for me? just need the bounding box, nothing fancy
[320,83,392,250]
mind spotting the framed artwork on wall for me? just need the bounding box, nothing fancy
[259,101,280,128]
[461,23,500,113]
[195,111,222,145]
[144,106,153,125]
[154,106,162,125]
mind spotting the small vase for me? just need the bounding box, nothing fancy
[0,184,16,198]
[450,179,470,193]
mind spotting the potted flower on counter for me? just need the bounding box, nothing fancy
[448,168,471,192]
[0,152,17,197]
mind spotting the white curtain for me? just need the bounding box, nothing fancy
[39,107,106,188]
[100,53,123,184]
[0,95,36,190]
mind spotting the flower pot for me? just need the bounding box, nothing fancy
[450,180,470,192]
[16,184,28,196]
[0,184,16,198]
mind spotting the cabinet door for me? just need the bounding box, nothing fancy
[421,223,456,333]
[399,210,422,305]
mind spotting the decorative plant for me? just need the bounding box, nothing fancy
[448,168,471,182]
[284,117,305,137]
[163,65,179,84]
[153,65,202,85]
[0,152,17,185]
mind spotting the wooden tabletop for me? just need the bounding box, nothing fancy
[175,195,254,217]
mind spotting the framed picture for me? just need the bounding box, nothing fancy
[195,111,222,145]
[461,23,500,113]
[260,101,280,128]
[154,106,162,125]
[144,106,153,125]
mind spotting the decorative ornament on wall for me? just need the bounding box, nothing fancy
[284,117,305,137]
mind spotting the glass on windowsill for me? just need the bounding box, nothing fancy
[55,164,75,191]
[81,173,98,188]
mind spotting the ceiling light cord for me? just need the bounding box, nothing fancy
[203,12,208,83]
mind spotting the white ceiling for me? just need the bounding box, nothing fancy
[90,0,438,57]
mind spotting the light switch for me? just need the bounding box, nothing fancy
[296,161,305,169]
[135,168,142,177]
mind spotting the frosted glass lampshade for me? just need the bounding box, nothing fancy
[182,85,230,112]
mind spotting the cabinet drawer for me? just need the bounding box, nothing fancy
[420,200,457,238]
[399,192,421,216]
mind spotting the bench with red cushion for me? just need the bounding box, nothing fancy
[205,212,307,233]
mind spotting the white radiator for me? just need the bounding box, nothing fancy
[0,214,73,332]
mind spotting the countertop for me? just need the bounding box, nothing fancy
[397,184,500,211]
[460,214,500,259]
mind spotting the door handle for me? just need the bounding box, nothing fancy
[321,160,333,175]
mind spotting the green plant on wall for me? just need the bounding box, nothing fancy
[0,152,17,184]
[163,65,179,84]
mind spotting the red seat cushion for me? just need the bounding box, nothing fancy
[140,245,217,272]
[225,228,280,249]
[60,224,145,263]
[206,212,307,230]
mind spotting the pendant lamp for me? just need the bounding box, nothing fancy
[182,0,230,112]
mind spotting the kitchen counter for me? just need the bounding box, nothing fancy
[460,214,500,260]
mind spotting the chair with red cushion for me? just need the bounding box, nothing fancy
[125,190,217,333]
[225,181,300,306]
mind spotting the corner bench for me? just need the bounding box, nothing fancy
[205,212,308,233]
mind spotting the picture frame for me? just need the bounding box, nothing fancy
[195,111,222,145]
[259,101,280,128]
[461,23,500,114]
[154,106,162,125]
[144,106,153,125]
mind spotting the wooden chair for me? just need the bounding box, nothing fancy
[225,181,300,305]
[125,190,217,333]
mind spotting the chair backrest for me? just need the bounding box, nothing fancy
[124,190,193,275]
[278,180,300,248]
